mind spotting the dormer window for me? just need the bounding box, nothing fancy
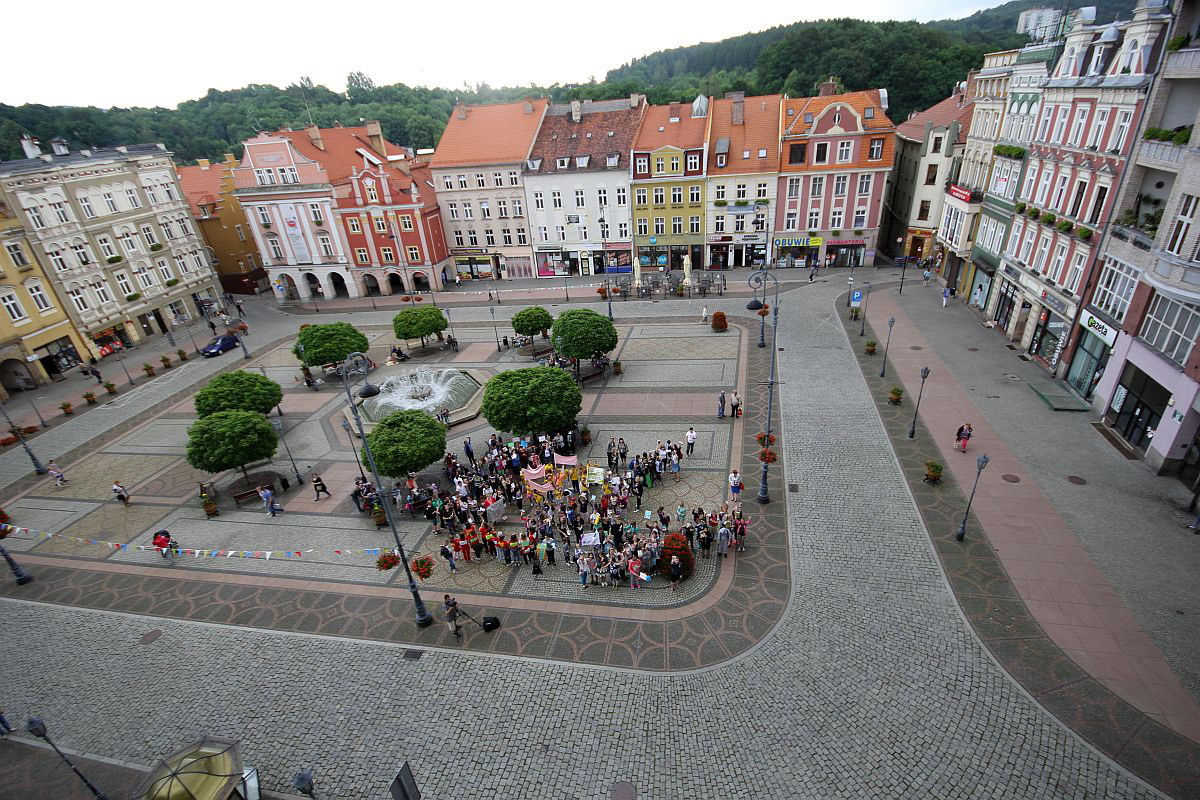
[606,154,619,167]
[526,158,541,171]
[804,113,813,124]
[575,156,589,168]
[758,149,767,158]
[1089,50,1104,75]
[716,154,726,168]
[1124,40,1139,71]
[743,150,750,159]
[556,157,569,169]
[864,108,875,119]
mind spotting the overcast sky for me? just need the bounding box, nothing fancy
[7,0,993,108]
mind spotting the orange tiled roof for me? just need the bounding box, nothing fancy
[633,101,709,151]
[176,162,225,217]
[273,126,405,185]
[782,90,894,137]
[896,94,974,144]
[707,94,782,174]
[431,99,549,168]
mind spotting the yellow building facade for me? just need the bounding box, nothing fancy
[177,155,269,295]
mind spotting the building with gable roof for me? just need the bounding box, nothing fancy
[705,93,782,270]
[774,81,896,271]
[431,98,548,281]
[523,96,646,278]
[177,154,268,296]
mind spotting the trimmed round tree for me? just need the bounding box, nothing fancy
[393,306,448,347]
[511,306,554,338]
[481,366,582,436]
[194,371,283,417]
[551,308,618,361]
[657,532,695,581]
[292,322,368,366]
[185,410,278,481]
[365,409,447,478]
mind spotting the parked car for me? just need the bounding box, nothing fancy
[200,335,239,357]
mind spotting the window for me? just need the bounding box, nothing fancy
[637,156,649,173]
[597,189,608,208]
[533,192,544,210]
[715,184,726,201]
[1019,232,1034,265]
[789,143,807,164]
[1049,242,1068,280]
[516,228,528,245]
[257,207,270,226]
[834,175,848,197]
[1167,195,1198,256]
[454,231,464,247]
[27,282,52,312]
[135,266,155,289]
[374,217,388,234]
[79,196,95,219]
[51,202,70,224]
[1052,107,1068,144]
[690,185,701,203]
[654,157,665,173]
[189,251,203,271]
[1051,175,1069,210]
[400,214,414,231]
[140,224,158,247]
[654,217,665,235]
[576,226,586,240]
[757,183,768,200]
[616,187,627,206]
[686,153,700,171]
[857,174,872,196]
[408,246,421,261]
[278,167,299,185]
[94,280,113,304]
[27,206,45,229]
[1033,235,1051,272]
[467,230,478,246]
[5,243,28,267]
[853,207,867,228]
[869,139,884,160]
[735,184,746,200]
[319,235,334,258]
[714,215,726,233]
[475,174,485,188]
[556,226,566,241]
[1141,294,1200,364]
[810,176,825,198]
[67,287,89,313]
[496,200,507,219]
[1035,170,1052,205]
[814,143,829,164]
[1068,107,1088,147]
[552,192,562,209]
[71,243,91,266]
[462,202,474,220]
[637,218,648,236]
[306,203,323,224]
[1088,109,1109,149]
[931,136,943,154]
[787,177,801,199]
[512,198,523,217]
[690,215,700,234]
[784,211,798,230]
[599,221,609,239]
[1,292,27,322]
[47,249,67,272]
[157,259,172,282]
[575,190,585,208]
[485,230,496,246]
[1089,185,1109,225]
[457,175,467,189]
[653,188,665,205]
[119,231,138,254]
[924,165,938,186]
[348,216,362,233]
[101,192,117,214]
[268,239,284,260]
[670,156,680,171]
[807,208,821,229]
[734,214,746,232]
[829,208,843,229]
[381,247,396,262]
[97,237,116,259]
[1022,165,1038,201]
[1110,110,1133,152]
[538,226,548,241]
[836,141,853,163]
[618,221,628,238]
[254,169,276,186]
[493,173,504,187]
[1064,251,1086,293]
[716,154,726,168]
[509,171,519,186]
[480,201,491,219]
[1068,180,1089,219]
[672,187,683,204]
[635,188,647,206]
[443,175,454,191]
[672,216,683,234]
[1006,223,1023,256]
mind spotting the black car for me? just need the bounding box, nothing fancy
[200,335,239,357]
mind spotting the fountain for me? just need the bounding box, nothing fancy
[360,368,482,423]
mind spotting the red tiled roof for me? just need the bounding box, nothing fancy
[273,126,404,185]
[431,99,549,168]
[634,101,709,151]
[896,94,974,144]
[527,99,646,174]
[782,90,894,137]
[707,94,782,174]
[176,162,225,217]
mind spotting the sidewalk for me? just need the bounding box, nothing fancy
[866,284,1200,743]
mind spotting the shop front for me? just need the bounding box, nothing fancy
[772,236,823,268]
[92,324,133,357]
[535,245,568,278]
[1028,307,1070,369]
[1105,361,1171,453]
[1066,310,1117,399]
[940,252,964,293]
[34,335,82,377]
[596,244,633,274]
[825,239,865,267]
[451,250,497,280]
[991,268,1021,332]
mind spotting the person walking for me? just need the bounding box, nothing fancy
[112,480,131,506]
[717,390,726,419]
[312,474,331,501]
[234,298,246,318]
[702,306,709,324]
[47,460,68,489]
[443,594,462,638]
[463,437,476,467]
[258,485,277,517]
[151,529,177,563]
[942,287,950,308]
[730,391,741,419]
[922,269,932,287]
[717,522,732,558]
[685,427,697,456]
[808,263,818,282]
[440,542,458,573]
[955,423,973,453]
[728,469,742,501]
[206,317,217,334]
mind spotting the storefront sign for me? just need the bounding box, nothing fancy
[450,248,488,255]
[948,184,973,203]
[826,239,864,246]
[566,214,580,224]
[1110,384,1128,413]
[708,235,732,243]
[534,244,561,252]
[773,236,823,248]
[1082,311,1117,346]
[1040,290,1067,314]
[736,233,765,243]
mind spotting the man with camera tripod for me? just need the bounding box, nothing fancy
[443,594,463,638]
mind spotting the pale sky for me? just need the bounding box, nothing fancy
[6,0,992,108]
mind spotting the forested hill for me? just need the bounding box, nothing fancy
[0,0,1135,164]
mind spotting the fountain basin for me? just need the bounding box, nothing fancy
[343,366,486,437]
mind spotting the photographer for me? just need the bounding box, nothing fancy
[443,594,462,638]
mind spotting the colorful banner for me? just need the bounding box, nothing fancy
[553,453,578,467]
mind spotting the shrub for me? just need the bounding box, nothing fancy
[125,292,141,302]
[1056,220,1074,234]
[992,144,1027,160]
[1014,202,1026,214]
[711,311,728,332]
[1077,227,1093,241]
[1173,127,1193,146]
[185,409,277,480]
[106,255,122,264]
[657,532,695,581]
[194,371,283,417]
[293,321,369,365]
[365,409,447,477]
[165,278,179,287]
[1040,212,1056,225]
[149,243,163,252]
[1167,32,1192,51]
[1026,206,1041,219]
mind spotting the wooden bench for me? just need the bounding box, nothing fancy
[579,368,607,384]
[231,476,278,507]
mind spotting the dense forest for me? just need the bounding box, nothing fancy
[0,0,1134,164]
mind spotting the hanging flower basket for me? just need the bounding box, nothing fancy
[400,296,412,302]
[410,553,434,579]
[376,551,401,571]
[754,432,776,447]
[757,304,770,317]
[757,447,778,464]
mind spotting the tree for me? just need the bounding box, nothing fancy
[185,410,277,481]
[194,371,282,417]
[292,322,368,366]
[550,309,618,361]
[511,306,554,338]
[365,409,446,478]
[392,306,448,347]
[481,367,582,435]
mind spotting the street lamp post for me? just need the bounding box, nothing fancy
[271,418,303,487]
[23,387,47,428]
[114,346,134,386]
[341,418,365,480]
[746,269,780,504]
[755,275,768,348]
[489,306,501,352]
[604,279,614,321]
[879,316,895,379]
[235,331,251,360]
[859,282,871,337]
[955,453,990,541]
[338,352,432,627]
[845,273,854,308]
[0,540,32,584]
[908,366,931,439]
[26,718,110,800]
[897,237,909,295]
[0,402,46,475]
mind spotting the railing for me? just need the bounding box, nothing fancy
[1165,48,1200,76]
[1111,224,1154,252]
[1137,139,1185,167]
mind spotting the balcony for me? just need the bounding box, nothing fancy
[1136,138,1186,171]
[1164,47,1200,79]
[1143,250,1200,301]
[1110,224,1155,251]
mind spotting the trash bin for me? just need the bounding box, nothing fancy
[502,336,509,348]
[279,476,290,492]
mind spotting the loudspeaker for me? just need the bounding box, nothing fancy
[482,616,500,632]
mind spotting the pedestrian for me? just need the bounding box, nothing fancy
[0,706,12,737]
[234,299,246,318]
[955,423,973,453]
[112,480,130,506]
[809,263,817,282]
[440,542,458,573]
[464,436,476,467]
[702,306,709,324]
[152,529,176,563]
[922,269,932,287]
[258,485,277,516]
[577,552,590,589]
[89,366,103,384]
[717,522,731,558]
[670,555,683,590]
[206,317,217,334]
[443,594,462,638]
[454,273,462,288]
[717,390,726,419]
[685,427,697,456]
[312,474,331,500]
[728,469,742,501]
[971,283,984,308]
[942,287,950,308]
[47,460,68,488]
[730,391,741,419]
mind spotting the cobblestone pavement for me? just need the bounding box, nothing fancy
[0,276,1181,798]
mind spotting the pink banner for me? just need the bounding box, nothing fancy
[522,464,547,482]
[553,453,578,467]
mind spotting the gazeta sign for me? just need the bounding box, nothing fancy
[1083,312,1117,346]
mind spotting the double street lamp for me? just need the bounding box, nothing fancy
[956,453,990,542]
[746,268,780,504]
[338,352,432,628]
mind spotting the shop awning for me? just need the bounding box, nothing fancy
[131,736,244,800]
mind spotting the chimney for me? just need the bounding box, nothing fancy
[19,134,40,159]
[732,98,745,126]
[306,124,325,151]
[223,153,237,164]
[669,102,681,121]
[365,120,386,155]
[818,77,839,97]
[454,103,467,120]
[49,137,69,156]
[570,100,582,123]
[629,93,640,109]
[523,97,534,114]
[197,158,211,168]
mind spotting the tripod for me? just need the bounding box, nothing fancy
[458,609,485,629]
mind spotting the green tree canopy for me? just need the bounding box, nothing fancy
[551,309,618,360]
[292,322,368,366]
[511,306,554,337]
[481,367,582,435]
[392,306,448,345]
[194,371,282,417]
[365,409,446,477]
[185,410,278,480]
